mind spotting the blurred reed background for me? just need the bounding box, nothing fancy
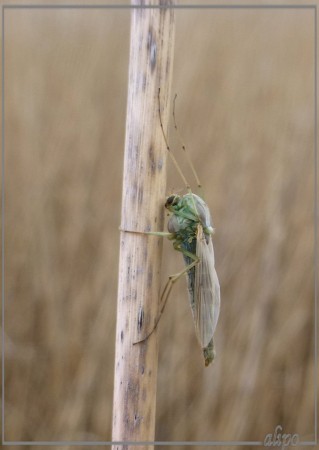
[2,3,316,449]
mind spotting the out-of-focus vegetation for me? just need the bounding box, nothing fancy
[2,4,316,449]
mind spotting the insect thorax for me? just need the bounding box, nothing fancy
[166,193,213,244]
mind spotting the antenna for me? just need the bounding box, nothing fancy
[158,89,202,222]
[173,94,202,190]
[158,88,190,189]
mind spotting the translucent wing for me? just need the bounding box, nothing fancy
[193,224,220,348]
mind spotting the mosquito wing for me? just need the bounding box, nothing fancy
[193,224,220,348]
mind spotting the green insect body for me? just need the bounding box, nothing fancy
[165,193,220,366]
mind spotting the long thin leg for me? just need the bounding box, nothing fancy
[133,248,199,344]
[119,227,173,238]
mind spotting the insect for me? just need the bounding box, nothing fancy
[133,89,220,367]
[163,191,220,366]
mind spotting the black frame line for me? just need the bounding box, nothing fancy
[1,2,317,447]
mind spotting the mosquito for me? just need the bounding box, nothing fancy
[131,89,220,367]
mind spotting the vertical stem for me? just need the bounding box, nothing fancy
[112,1,175,448]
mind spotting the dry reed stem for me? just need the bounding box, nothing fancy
[112,1,175,448]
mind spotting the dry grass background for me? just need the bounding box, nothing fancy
[1,3,317,450]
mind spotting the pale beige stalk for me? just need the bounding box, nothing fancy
[112,1,175,449]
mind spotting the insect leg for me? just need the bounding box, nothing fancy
[119,227,173,238]
[133,246,199,344]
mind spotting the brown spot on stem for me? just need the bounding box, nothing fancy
[138,187,143,205]
[147,27,157,72]
[137,306,144,332]
[147,270,153,287]
[148,145,156,174]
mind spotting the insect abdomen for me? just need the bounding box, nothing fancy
[181,240,197,313]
